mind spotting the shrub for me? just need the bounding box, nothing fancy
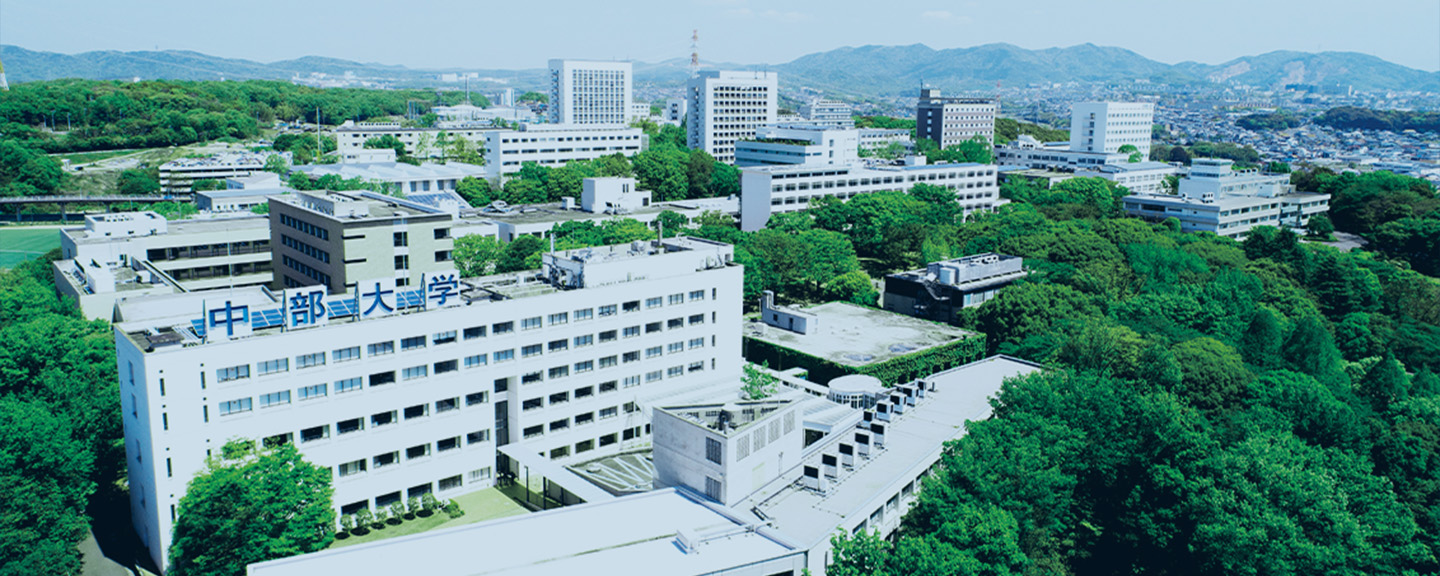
[421,493,440,516]
[353,509,374,535]
[388,502,405,524]
[371,509,388,530]
[444,500,464,519]
[405,497,420,520]
[339,514,356,535]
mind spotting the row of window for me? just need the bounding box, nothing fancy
[336,431,489,478]
[279,213,329,241]
[338,468,490,517]
[541,426,649,460]
[282,234,331,264]
[282,255,332,287]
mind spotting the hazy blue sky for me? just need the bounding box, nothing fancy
[4,0,1438,71]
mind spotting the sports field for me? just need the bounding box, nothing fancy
[0,227,61,269]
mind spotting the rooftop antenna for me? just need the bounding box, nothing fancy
[0,4,8,92]
[690,29,699,77]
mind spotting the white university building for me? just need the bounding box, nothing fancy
[1069,102,1155,157]
[115,236,744,571]
[686,71,779,164]
[740,159,999,231]
[548,59,634,126]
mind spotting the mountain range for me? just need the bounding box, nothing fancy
[3,43,1437,96]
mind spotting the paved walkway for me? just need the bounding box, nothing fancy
[78,529,134,576]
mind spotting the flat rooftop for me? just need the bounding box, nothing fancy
[246,489,799,576]
[745,302,977,367]
[661,398,795,437]
[474,198,735,226]
[65,214,269,242]
[742,356,1043,547]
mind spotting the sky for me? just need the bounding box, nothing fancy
[3,0,1439,72]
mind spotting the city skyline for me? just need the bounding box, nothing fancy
[3,0,1438,73]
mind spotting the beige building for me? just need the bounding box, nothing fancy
[269,191,459,293]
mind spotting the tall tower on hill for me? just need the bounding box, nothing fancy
[0,58,8,91]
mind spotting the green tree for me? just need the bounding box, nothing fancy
[516,91,548,104]
[1238,307,1284,369]
[1118,144,1142,163]
[825,271,878,306]
[452,235,504,277]
[363,134,407,157]
[741,363,778,400]
[1306,213,1335,239]
[496,235,544,273]
[653,210,689,238]
[1135,343,1184,391]
[456,176,496,207]
[1359,353,1410,412]
[168,440,334,576]
[1172,337,1252,411]
[0,398,95,575]
[118,169,160,195]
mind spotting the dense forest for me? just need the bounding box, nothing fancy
[1149,141,1263,166]
[1316,106,1440,133]
[817,174,1440,574]
[0,252,123,574]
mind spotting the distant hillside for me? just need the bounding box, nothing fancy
[3,43,1438,96]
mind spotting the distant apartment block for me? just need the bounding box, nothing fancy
[734,124,860,168]
[663,97,688,125]
[995,135,1129,170]
[687,71,779,163]
[1070,102,1155,156]
[798,99,854,128]
[915,88,996,148]
[333,121,500,158]
[292,160,486,197]
[883,253,1028,322]
[549,60,634,126]
[739,159,998,231]
[1075,161,1176,195]
[1123,158,1329,239]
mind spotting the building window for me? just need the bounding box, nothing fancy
[646,370,663,383]
[549,391,569,405]
[522,398,543,411]
[435,359,458,374]
[521,316,543,331]
[298,383,327,400]
[688,361,704,373]
[667,366,684,378]
[260,390,291,408]
[337,418,363,435]
[333,346,361,363]
[548,366,569,379]
[668,318,684,330]
[301,425,329,443]
[645,322,662,334]
[600,330,617,343]
[258,358,289,376]
[404,404,429,420]
[623,375,640,388]
[406,444,430,460]
[401,336,427,351]
[393,231,408,247]
[433,330,457,345]
[466,391,488,406]
[548,339,569,352]
[216,365,250,383]
[623,326,640,338]
[574,308,594,321]
[574,360,594,373]
[523,425,543,439]
[467,430,491,444]
[646,346,662,359]
[669,294,684,305]
[599,304,617,317]
[689,290,705,301]
[623,351,640,363]
[599,406,618,420]
[465,354,488,368]
[296,352,326,369]
[599,433,618,447]
[493,321,514,335]
[394,255,410,271]
[403,366,428,380]
[548,312,568,325]
[573,334,593,347]
[549,419,569,432]
[373,451,399,469]
[599,381,618,393]
[622,301,640,313]
[436,398,459,413]
[338,459,366,477]
[494,349,515,362]
[368,341,395,356]
[706,438,723,464]
[688,314,705,325]
[668,342,684,354]
[522,344,543,358]
[463,326,486,340]
[372,411,397,428]
[438,437,461,453]
[370,371,396,387]
[218,398,252,416]
[689,338,705,349]
[599,355,618,369]
[646,297,663,309]
[335,377,362,394]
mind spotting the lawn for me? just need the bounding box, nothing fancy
[52,149,142,165]
[329,488,529,550]
[0,227,61,268]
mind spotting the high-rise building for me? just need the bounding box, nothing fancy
[915,88,996,148]
[548,60,634,126]
[1069,102,1155,157]
[115,236,743,571]
[686,71,778,164]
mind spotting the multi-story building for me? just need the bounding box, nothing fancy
[53,212,273,319]
[882,253,1028,321]
[333,121,501,159]
[269,190,460,293]
[663,97,687,125]
[1122,158,1330,239]
[687,71,779,164]
[1070,102,1155,157]
[1075,161,1177,195]
[858,128,912,152]
[733,124,860,168]
[158,153,279,195]
[995,135,1128,171]
[739,159,999,231]
[292,160,486,196]
[798,99,854,128]
[915,88,996,148]
[115,236,743,572]
[548,60,633,126]
[482,124,644,176]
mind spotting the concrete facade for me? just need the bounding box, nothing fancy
[483,124,645,176]
[548,60,633,126]
[1070,101,1155,156]
[1123,158,1330,239]
[882,253,1028,322]
[915,88,996,148]
[734,124,860,168]
[686,71,779,164]
[739,161,999,231]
